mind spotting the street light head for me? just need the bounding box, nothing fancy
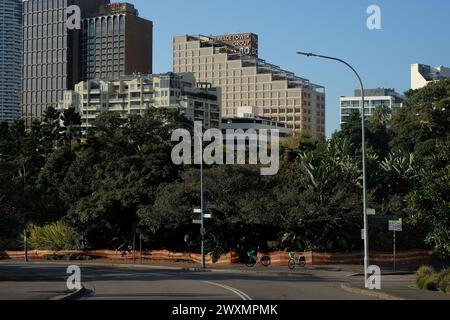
[296,51,314,57]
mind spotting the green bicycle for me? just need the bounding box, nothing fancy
[246,247,271,267]
[288,252,306,270]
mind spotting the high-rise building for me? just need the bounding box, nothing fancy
[340,88,404,125]
[81,2,153,80]
[173,34,326,137]
[22,0,110,126]
[411,63,450,90]
[59,73,221,129]
[0,0,22,124]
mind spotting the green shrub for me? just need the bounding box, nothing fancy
[28,222,80,251]
[424,273,440,291]
[416,266,434,289]
[437,269,450,293]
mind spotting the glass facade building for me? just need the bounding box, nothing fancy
[21,0,110,126]
[0,0,22,123]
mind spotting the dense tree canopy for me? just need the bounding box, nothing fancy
[0,80,449,259]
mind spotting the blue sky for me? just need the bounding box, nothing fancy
[132,0,450,137]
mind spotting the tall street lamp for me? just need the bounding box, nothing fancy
[194,128,206,270]
[200,138,205,270]
[296,51,370,288]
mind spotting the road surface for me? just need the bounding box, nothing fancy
[0,262,376,300]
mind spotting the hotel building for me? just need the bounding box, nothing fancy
[173,34,326,137]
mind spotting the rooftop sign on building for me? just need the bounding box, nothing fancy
[100,2,138,15]
[212,33,259,57]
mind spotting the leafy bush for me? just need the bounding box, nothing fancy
[28,222,80,250]
[437,269,450,293]
[424,273,440,291]
[416,266,434,289]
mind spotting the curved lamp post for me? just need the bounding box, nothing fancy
[194,127,206,270]
[296,51,369,288]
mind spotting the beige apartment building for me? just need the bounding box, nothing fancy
[59,72,221,129]
[173,34,326,136]
[411,63,450,90]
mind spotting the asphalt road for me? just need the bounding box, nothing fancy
[0,262,377,300]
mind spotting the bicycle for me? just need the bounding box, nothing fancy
[246,247,271,267]
[117,243,132,257]
[288,252,306,270]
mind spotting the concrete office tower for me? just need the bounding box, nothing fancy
[340,88,404,125]
[22,0,110,126]
[81,2,153,80]
[173,34,326,136]
[411,63,450,90]
[0,0,22,123]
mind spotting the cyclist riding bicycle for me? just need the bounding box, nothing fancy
[246,247,271,267]
[288,251,306,269]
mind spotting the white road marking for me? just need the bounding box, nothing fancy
[202,281,252,300]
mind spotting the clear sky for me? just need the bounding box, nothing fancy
[132,0,450,137]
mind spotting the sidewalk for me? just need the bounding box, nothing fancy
[345,274,450,300]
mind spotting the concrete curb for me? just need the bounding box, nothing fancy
[340,283,405,300]
[348,271,415,277]
[50,285,86,301]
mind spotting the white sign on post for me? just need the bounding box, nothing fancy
[389,219,402,232]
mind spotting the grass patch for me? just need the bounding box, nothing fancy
[416,266,450,293]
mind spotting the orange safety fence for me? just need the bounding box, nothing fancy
[1,249,433,266]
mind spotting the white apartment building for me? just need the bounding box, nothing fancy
[59,72,221,129]
[340,88,404,125]
[173,34,326,137]
[411,64,450,90]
